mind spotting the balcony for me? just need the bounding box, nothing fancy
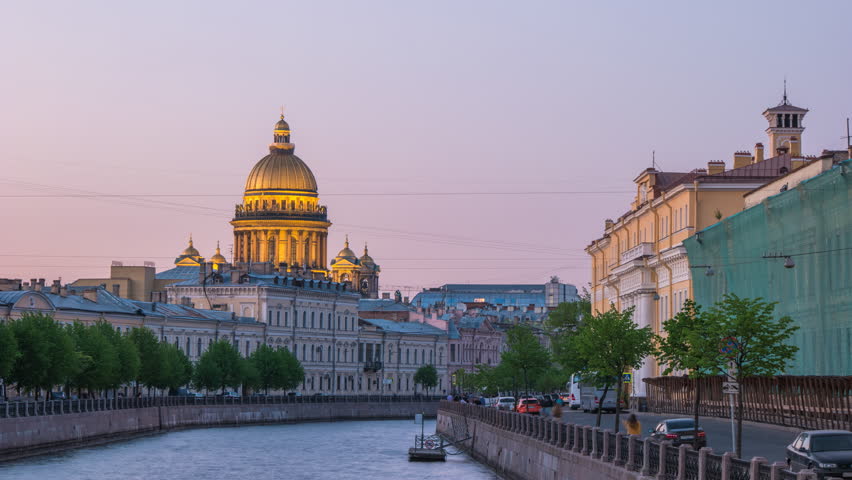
[620,242,655,264]
[363,361,383,373]
[233,204,328,222]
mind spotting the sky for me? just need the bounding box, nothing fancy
[2,1,851,298]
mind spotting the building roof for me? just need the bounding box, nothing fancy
[427,284,547,293]
[360,318,447,336]
[358,298,413,312]
[156,266,201,280]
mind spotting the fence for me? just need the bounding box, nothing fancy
[645,376,852,430]
[0,394,443,419]
[439,401,815,480]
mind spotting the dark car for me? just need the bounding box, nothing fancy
[540,394,554,408]
[649,419,707,448]
[786,430,852,478]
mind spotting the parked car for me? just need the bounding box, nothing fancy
[217,391,240,398]
[786,430,852,478]
[495,396,516,411]
[516,398,542,415]
[580,385,618,413]
[50,391,66,400]
[649,419,707,448]
[540,394,554,408]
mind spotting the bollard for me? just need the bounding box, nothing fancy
[557,421,565,447]
[640,437,653,476]
[678,444,689,479]
[657,441,670,479]
[720,452,733,480]
[625,434,636,470]
[581,426,591,455]
[769,460,786,480]
[614,432,624,466]
[750,456,767,479]
[573,424,582,452]
[796,469,817,480]
[601,430,610,462]
[590,427,600,458]
[698,447,713,480]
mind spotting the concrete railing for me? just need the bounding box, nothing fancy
[439,402,813,480]
[0,394,444,420]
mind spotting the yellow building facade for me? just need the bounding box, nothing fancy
[586,96,812,400]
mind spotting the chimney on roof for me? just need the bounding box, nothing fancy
[59,285,67,297]
[382,292,391,300]
[733,151,752,170]
[198,262,208,285]
[789,136,801,156]
[707,161,725,175]
[604,219,614,230]
[180,296,192,307]
[755,143,764,163]
[791,158,808,171]
[50,280,61,295]
[29,279,37,290]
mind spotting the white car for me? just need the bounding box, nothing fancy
[495,396,516,411]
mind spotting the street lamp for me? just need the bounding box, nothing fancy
[762,252,796,269]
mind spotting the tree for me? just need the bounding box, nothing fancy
[500,324,551,395]
[129,327,163,395]
[69,321,120,396]
[655,300,719,449]
[8,313,77,400]
[159,343,193,394]
[414,364,438,396]
[194,339,244,393]
[278,347,304,392]
[705,294,799,457]
[534,366,568,394]
[547,291,592,377]
[249,344,287,394]
[575,306,653,431]
[0,322,18,399]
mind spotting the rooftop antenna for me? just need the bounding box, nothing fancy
[782,77,789,105]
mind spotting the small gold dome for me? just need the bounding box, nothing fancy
[334,235,358,263]
[360,243,376,266]
[182,235,200,257]
[210,241,227,264]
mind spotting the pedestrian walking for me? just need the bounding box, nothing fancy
[551,402,563,419]
[624,413,641,435]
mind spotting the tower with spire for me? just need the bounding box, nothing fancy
[762,81,808,156]
[330,236,381,298]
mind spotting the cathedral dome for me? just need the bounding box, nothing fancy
[182,237,200,257]
[210,241,227,265]
[360,243,377,268]
[333,236,358,264]
[244,150,318,193]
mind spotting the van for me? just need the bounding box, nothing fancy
[565,374,584,410]
[580,385,617,413]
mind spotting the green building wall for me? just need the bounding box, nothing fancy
[684,160,852,375]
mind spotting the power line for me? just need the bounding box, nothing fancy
[0,190,630,198]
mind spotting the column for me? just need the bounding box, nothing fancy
[634,291,656,398]
[259,230,268,264]
[296,231,305,266]
[285,231,293,265]
[310,231,318,268]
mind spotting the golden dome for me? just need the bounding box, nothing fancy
[360,243,376,266]
[182,235,200,257]
[210,241,227,264]
[333,235,358,263]
[244,151,317,193]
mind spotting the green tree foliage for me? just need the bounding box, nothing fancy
[8,313,77,399]
[0,322,19,392]
[705,294,799,457]
[69,321,120,395]
[654,300,719,448]
[575,306,653,431]
[158,343,193,393]
[546,291,592,376]
[129,327,163,394]
[194,339,244,393]
[248,344,304,394]
[533,366,568,394]
[413,364,438,395]
[501,324,551,395]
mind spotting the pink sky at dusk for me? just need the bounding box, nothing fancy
[2,1,851,298]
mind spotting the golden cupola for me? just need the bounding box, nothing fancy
[231,114,331,276]
[210,241,227,266]
[174,235,204,266]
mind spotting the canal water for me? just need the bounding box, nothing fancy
[0,419,501,479]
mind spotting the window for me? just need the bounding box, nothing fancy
[197,338,202,355]
[302,311,306,328]
[112,284,121,296]
[406,349,410,364]
[302,344,306,360]
[338,316,341,330]
[245,341,250,357]
[276,311,280,326]
[311,312,315,329]
[267,309,272,323]
[450,344,456,362]
[186,337,190,355]
[320,312,324,329]
[284,311,289,327]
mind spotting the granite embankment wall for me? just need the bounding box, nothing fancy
[0,400,437,462]
[438,406,639,480]
[437,402,814,480]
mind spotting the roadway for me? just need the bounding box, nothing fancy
[553,407,799,463]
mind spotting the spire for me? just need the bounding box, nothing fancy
[344,234,350,249]
[189,233,193,248]
[215,240,221,255]
[364,242,369,255]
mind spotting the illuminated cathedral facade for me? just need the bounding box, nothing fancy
[169,114,380,298]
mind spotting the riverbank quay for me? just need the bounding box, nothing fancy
[437,402,816,480]
[0,395,440,462]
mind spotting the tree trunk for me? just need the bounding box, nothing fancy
[595,383,609,428]
[614,380,623,433]
[693,378,702,450]
[736,382,744,457]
